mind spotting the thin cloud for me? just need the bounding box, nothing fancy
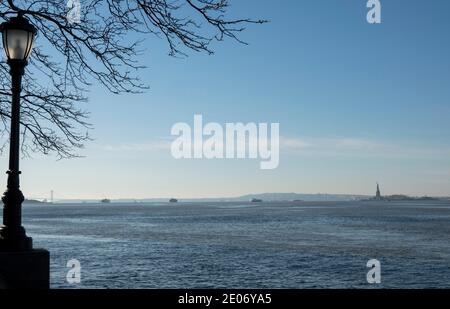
[280,136,450,159]
[98,135,450,160]
[99,140,171,152]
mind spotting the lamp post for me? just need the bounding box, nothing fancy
[0,13,37,251]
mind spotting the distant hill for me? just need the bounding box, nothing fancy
[366,194,439,201]
[236,193,368,202]
[23,199,47,204]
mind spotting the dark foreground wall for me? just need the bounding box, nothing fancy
[0,249,49,289]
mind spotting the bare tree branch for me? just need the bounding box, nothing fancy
[0,0,266,158]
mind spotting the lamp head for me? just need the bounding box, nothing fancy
[0,13,37,65]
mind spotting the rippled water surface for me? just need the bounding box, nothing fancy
[22,200,450,288]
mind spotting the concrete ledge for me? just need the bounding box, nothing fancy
[0,249,49,289]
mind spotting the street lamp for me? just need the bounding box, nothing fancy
[0,13,37,251]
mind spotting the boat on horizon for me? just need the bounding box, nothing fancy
[169,198,178,203]
[101,198,111,203]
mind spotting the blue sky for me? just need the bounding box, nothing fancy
[3,0,450,199]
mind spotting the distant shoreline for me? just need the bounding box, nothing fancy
[24,193,448,204]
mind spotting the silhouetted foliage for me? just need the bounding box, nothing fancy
[0,0,265,158]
